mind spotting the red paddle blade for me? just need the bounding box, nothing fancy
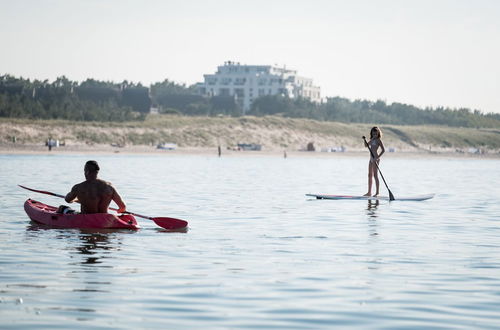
[152,217,188,230]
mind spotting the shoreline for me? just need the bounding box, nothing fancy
[1,143,498,159]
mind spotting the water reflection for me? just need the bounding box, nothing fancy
[155,227,189,234]
[366,200,380,218]
[366,200,379,238]
[25,224,125,265]
[74,232,117,265]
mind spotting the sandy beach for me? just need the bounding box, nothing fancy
[1,142,498,159]
[1,115,499,159]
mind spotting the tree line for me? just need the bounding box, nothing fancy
[251,96,500,128]
[0,75,149,121]
[1,74,499,127]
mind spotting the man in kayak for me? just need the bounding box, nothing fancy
[60,160,127,214]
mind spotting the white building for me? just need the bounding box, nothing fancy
[196,61,321,114]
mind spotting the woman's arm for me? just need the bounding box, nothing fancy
[378,139,386,159]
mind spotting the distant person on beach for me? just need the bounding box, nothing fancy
[58,160,127,214]
[363,126,385,197]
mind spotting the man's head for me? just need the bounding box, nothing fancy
[84,160,100,179]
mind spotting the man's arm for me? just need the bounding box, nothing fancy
[65,185,79,203]
[112,187,127,213]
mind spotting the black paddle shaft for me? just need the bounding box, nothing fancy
[362,136,395,201]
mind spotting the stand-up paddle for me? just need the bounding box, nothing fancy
[362,136,395,201]
[18,185,188,230]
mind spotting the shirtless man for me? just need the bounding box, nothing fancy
[64,160,126,214]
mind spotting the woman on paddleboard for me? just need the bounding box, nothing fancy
[363,126,385,197]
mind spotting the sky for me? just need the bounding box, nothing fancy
[1,0,499,113]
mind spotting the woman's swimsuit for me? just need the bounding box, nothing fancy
[369,139,379,161]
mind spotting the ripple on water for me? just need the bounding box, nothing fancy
[1,154,500,328]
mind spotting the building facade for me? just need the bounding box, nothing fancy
[196,61,321,114]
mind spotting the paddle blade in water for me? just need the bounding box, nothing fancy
[152,217,188,230]
[389,190,395,201]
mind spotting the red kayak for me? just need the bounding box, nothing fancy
[24,199,140,230]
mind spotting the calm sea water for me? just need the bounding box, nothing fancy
[1,153,499,329]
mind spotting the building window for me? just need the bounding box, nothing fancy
[219,88,230,96]
[234,88,244,98]
[234,78,246,85]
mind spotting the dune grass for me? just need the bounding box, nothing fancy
[1,115,499,151]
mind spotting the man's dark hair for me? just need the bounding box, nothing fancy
[85,160,100,173]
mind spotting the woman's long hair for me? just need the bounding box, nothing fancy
[370,126,382,139]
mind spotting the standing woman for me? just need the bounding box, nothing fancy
[364,126,385,197]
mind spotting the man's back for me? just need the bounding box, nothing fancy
[65,160,127,214]
[69,179,115,214]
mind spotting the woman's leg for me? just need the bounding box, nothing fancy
[373,160,380,196]
[364,161,373,196]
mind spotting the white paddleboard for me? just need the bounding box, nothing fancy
[306,193,435,201]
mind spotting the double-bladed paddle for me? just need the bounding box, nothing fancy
[362,136,395,201]
[18,185,188,230]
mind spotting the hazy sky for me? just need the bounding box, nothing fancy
[1,0,499,113]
